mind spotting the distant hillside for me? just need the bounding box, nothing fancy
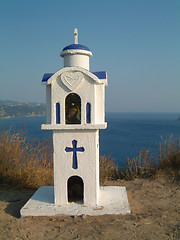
[0,101,46,118]
[0,100,19,106]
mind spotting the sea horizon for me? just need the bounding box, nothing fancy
[0,112,180,167]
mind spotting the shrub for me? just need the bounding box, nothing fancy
[119,135,180,181]
[0,130,53,188]
[119,150,157,180]
[158,135,180,180]
[99,155,119,182]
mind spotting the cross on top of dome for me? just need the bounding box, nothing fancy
[74,28,78,44]
[60,29,92,56]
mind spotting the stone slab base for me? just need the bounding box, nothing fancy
[20,186,130,217]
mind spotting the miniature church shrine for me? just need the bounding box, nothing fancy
[20,29,130,216]
[41,29,107,205]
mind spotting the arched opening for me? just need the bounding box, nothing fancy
[68,176,84,203]
[65,93,81,124]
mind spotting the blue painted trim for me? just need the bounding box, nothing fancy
[86,103,91,124]
[92,71,106,80]
[42,73,54,82]
[42,71,107,83]
[65,140,85,169]
[62,44,91,52]
[56,103,60,124]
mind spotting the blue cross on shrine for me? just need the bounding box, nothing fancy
[65,140,85,169]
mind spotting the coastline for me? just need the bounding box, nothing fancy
[0,114,45,120]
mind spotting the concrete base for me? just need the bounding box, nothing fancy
[20,186,130,217]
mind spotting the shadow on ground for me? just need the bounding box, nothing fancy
[0,184,35,218]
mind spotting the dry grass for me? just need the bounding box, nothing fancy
[158,135,180,180]
[0,130,53,188]
[0,131,179,188]
[99,155,119,183]
[119,150,157,180]
[120,135,180,181]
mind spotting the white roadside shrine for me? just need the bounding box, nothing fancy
[20,29,130,216]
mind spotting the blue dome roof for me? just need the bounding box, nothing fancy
[62,44,91,52]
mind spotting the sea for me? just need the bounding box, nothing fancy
[0,112,180,167]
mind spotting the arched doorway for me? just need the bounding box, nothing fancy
[65,93,81,124]
[67,176,84,203]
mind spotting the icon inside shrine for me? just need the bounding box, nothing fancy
[65,93,81,124]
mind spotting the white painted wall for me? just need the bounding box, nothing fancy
[95,84,105,124]
[61,48,92,71]
[48,70,104,126]
[53,130,99,205]
[64,54,90,71]
[46,85,51,124]
[42,65,107,207]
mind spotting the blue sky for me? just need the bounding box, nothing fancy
[0,0,179,112]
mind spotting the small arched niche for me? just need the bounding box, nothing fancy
[67,176,84,203]
[65,93,81,124]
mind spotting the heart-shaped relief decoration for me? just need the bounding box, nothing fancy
[61,72,83,91]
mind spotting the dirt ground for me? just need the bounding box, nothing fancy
[0,178,179,240]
